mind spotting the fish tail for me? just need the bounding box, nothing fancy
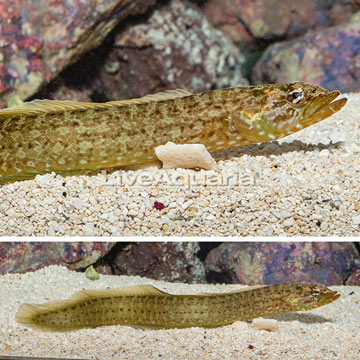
[15,303,55,331]
[15,303,37,324]
[15,300,83,332]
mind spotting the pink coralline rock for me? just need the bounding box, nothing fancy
[205,242,360,285]
[95,0,248,101]
[252,11,360,92]
[112,242,206,283]
[0,0,156,107]
[0,242,115,274]
[203,0,359,46]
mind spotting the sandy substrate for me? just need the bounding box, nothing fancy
[0,93,359,236]
[0,265,359,359]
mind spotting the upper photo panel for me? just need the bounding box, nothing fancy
[0,0,358,236]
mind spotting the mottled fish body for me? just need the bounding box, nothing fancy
[0,82,347,183]
[15,283,339,331]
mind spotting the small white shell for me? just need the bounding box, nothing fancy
[155,142,217,170]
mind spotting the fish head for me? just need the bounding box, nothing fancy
[230,82,347,143]
[284,284,340,311]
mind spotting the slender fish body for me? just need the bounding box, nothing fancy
[0,82,347,183]
[15,284,339,331]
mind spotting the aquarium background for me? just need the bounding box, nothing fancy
[1,242,360,286]
[1,0,359,108]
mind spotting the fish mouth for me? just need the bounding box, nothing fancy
[301,90,347,128]
[322,289,340,305]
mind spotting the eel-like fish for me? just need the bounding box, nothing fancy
[15,283,339,331]
[0,82,347,184]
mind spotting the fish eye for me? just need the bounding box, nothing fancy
[288,89,305,104]
[313,288,321,296]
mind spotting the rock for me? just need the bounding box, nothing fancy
[0,0,156,107]
[280,211,293,219]
[72,198,84,210]
[320,222,328,231]
[182,200,193,211]
[252,12,360,93]
[176,198,185,206]
[82,223,98,236]
[283,218,294,227]
[205,242,360,285]
[95,0,247,101]
[346,268,360,285]
[35,173,53,185]
[112,242,206,283]
[25,209,35,217]
[128,209,138,217]
[0,242,115,274]
[206,214,216,221]
[48,226,56,237]
[107,213,118,224]
[204,0,358,46]
[94,263,113,275]
[100,213,109,220]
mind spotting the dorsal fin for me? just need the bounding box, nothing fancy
[0,89,193,118]
[0,99,109,118]
[70,285,170,301]
[107,89,193,106]
[140,89,193,101]
[223,285,267,294]
[196,285,267,296]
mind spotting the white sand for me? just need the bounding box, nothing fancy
[1,265,359,359]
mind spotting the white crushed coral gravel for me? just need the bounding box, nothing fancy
[0,265,359,360]
[0,93,359,236]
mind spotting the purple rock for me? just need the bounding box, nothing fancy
[204,0,358,46]
[0,0,156,107]
[205,242,360,285]
[112,242,205,283]
[252,12,360,92]
[94,0,247,101]
[0,242,115,274]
